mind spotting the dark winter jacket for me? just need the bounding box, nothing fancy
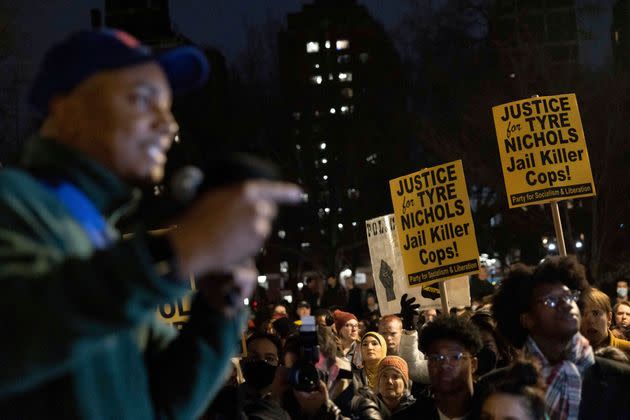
[0,136,244,419]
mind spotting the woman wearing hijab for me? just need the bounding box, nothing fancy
[354,331,387,389]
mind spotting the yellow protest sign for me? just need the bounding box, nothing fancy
[492,94,596,208]
[389,160,480,286]
[157,274,196,329]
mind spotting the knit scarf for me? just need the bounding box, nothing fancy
[525,334,595,420]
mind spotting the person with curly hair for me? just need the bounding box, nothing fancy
[485,256,630,420]
[478,360,547,420]
[393,315,482,420]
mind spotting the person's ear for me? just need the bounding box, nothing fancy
[607,311,613,328]
[471,356,478,374]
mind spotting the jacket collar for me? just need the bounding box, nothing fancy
[20,136,137,217]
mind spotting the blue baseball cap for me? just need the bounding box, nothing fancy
[29,28,209,116]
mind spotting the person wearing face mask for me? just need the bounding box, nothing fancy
[615,279,629,305]
[239,332,351,420]
[238,333,289,419]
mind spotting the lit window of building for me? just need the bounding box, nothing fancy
[292,111,301,120]
[339,72,353,82]
[336,39,349,50]
[340,105,351,114]
[325,40,331,49]
[306,41,319,53]
[359,52,369,63]
[337,54,351,64]
[329,107,336,114]
[315,63,320,68]
[310,75,323,84]
[341,87,353,98]
[321,158,328,164]
[295,144,302,150]
[347,188,360,199]
[320,142,327,150]
[328,73,334,80]
[323,175,328,180]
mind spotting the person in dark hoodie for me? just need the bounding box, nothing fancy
[0,28,302,420]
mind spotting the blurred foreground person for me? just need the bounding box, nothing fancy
[488,256,630,420]
[0,29,301,419]
[477,360,547,420]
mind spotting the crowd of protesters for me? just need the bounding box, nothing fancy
[8,26,630,420]
[203,256,630,420]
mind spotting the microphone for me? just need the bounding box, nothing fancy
[137,154,282,229]
[168,154,282,206]
[166,154,282,309]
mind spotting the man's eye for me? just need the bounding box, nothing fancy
[131,93,151,106]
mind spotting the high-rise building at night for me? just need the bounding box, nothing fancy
[276,0,404,273]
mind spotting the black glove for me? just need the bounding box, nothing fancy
[398,293,420,330]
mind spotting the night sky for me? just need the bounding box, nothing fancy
[1,0,614,142]
[171,0,410,62]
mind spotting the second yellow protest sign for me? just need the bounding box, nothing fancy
[492,93,596,208]
[389,160,479,286]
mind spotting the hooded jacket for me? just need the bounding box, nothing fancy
[0,136,243,419]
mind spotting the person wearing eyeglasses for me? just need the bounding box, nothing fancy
[333,310,361,365]
[484,256,630,420]
[393,315,483,420]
